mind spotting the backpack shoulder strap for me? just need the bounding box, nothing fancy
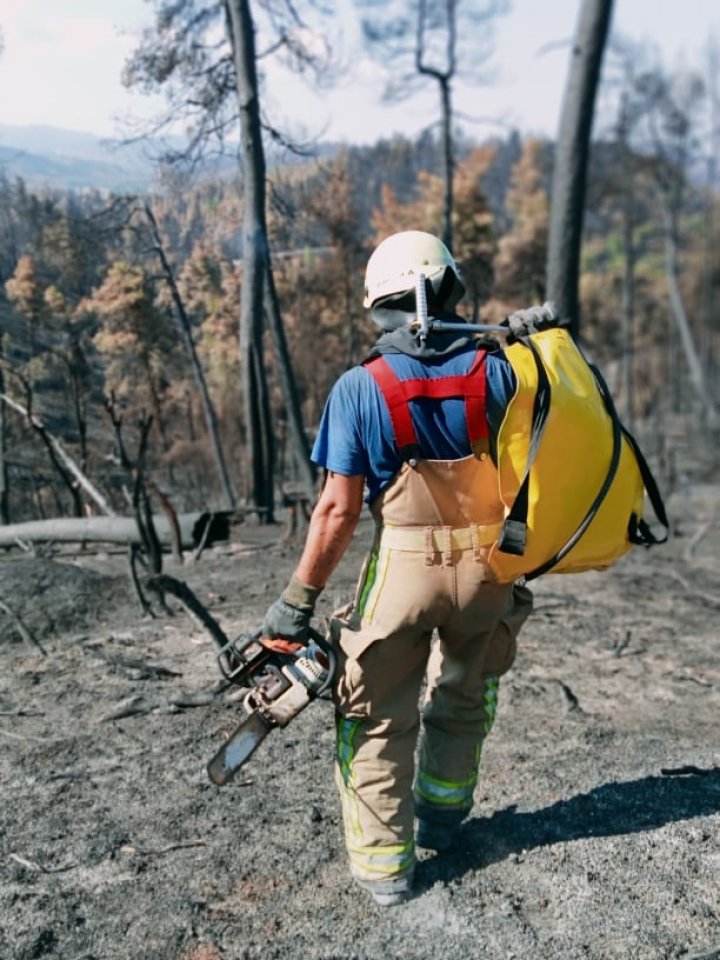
[496,336,552,557]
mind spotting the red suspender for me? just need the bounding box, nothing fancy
[364,351,488,457]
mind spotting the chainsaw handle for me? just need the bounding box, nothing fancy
[259,630,337,695]
[260,636,306,655]
[303,627,337,698]
[306,625,332,654]
[260,625,326,650]
[218,624,336,693]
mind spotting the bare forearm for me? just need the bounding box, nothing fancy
[295,504,359,588]
[295,473,364,589]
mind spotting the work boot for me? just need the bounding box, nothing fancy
[355,871,414,907]
[415,806,467,852]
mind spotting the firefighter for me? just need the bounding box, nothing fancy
[262,231,538,906]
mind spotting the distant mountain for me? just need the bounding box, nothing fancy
[0,123,249,192]
[0,123,163,191]
[0,123,341,193]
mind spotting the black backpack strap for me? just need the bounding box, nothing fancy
[523,360,669,582]
[497,336,552,556]
[620,427,669,546]
[524,362,622,581]
[590,364,669,548]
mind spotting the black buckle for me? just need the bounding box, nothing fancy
[497,519,527,556]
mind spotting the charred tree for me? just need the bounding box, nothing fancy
[263,268,315,493]
[224,0,276,521]
[634,65,718,427]
[0,331,9,524]
[1,374,116,518]
[414,0,458,250]
[359,0,505,253]
[143,201,237,512]
[546,0,614,340]
[125,0,323,515]
[106,398,178,614]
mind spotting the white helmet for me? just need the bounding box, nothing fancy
[363,230,465,310]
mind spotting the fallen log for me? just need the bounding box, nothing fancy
[0,512,232,550]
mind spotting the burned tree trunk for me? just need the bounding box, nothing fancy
[546,0,614,340]
[0,332,9,524]
[225,0,316,515]
[0,513,218,549]
[263,270,315,494]
[225,0,276,522]
[662,205,718,427]
[143,202,237,512]
[1,389,117,517]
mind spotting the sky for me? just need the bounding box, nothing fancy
[0,0,718,146]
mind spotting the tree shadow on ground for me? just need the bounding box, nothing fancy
[416,769,720,890]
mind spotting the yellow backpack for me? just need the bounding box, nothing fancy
[488,327,668,582]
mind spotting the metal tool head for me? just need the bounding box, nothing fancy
[206,710,273,786]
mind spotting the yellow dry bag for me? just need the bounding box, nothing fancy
[489,328,668,582]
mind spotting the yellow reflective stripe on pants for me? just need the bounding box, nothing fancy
[483,677,499,735]
[415,765,478,808]
[336,715,415,878]
[415,744,482,810]
[416,678,500,810]
[336,715,362,788]
[356,548,378,617]
[356,544,390,621]
[336,715,363,838]
[346,838,415,878]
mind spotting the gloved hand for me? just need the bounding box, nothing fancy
[261,574,322,645]
[505,301,561,342]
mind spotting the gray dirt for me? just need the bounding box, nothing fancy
[0,483,718,960]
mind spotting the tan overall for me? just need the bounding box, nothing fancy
[331,454,533,883]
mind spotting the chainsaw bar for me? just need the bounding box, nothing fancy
[207,710,274,786]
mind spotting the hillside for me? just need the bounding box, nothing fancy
[0,123,339,192]
[0,124,160,191]
[0,476,718,959]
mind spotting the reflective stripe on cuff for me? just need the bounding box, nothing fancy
[347,838,415,878]
[415,767,478,808]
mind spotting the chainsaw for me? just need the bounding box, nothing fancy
[145,575,336,787]
[206,627,336,786]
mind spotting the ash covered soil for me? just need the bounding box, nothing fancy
[0,485,718,960]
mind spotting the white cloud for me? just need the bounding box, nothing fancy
[0,4,156,135]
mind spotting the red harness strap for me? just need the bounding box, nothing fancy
[364,351,489,458]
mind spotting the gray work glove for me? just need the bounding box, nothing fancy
[505,301,561,342]
[261,574,322,645]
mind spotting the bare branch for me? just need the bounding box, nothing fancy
[0,388,117,517]
[148,573,231,652]
[0,597,46,656]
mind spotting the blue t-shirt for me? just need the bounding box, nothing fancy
[311,345,516,502]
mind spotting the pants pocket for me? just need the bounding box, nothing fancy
[485,582,534,675]
[329,609,381,718]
